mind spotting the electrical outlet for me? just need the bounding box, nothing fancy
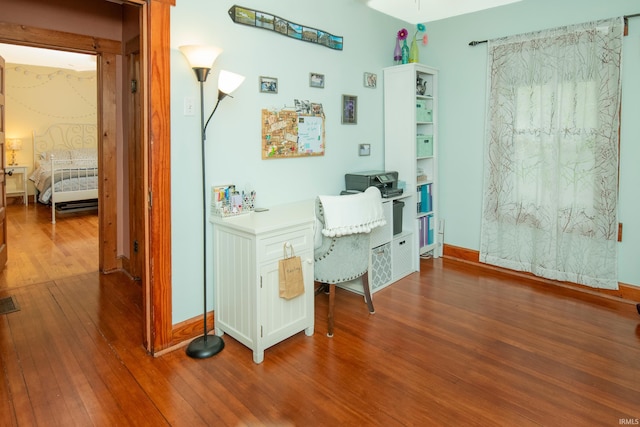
[184,97,195,116]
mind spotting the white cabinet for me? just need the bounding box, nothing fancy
[210,200,315,364]
[384,63,440,264]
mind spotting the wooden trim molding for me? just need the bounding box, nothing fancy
[98,52,119,273]
[0,22,121,55]
[167,312,215,354]
[442,244,640,302]
[146,0,173,353]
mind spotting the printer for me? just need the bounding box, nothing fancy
[344,170,403,198]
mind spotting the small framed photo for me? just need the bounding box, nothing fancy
[363,72,377,88]
[259,76,278,94]
[309,72,325,88]
[359,144,371,156]
[341,94,357,125]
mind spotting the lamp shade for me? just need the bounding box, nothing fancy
[6,139,22,151]
[179,45,222,70]
[218,70,246,96]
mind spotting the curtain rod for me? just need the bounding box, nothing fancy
[468,13,640,46]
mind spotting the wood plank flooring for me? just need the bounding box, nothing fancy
[0,202,98,288]
[1,203,639,426]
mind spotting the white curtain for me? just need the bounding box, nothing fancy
[480,18,623,289]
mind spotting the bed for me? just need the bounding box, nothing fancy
[30,123,99,224]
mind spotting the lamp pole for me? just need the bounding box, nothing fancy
[179,45,245,359]
[184,65,226,359]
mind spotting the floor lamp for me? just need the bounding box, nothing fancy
[179,45,246,359]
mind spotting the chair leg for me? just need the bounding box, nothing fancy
[314,282,328,295]
[362,271,375,314]
[327,283,335,337]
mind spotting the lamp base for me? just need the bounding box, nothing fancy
[185,334,225,359]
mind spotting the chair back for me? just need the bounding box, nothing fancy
[314,197,372,284]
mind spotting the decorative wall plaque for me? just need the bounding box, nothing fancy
[228,5,343,51]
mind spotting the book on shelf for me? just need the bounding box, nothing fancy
[419,215,427,248]
[418,183,432,213]
[418,214,434,247]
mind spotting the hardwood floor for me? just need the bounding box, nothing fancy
[1,202,639,426]
[0,202,99,288]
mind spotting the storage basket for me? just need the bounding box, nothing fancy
[416,135,433,157]
[416,101,433,122]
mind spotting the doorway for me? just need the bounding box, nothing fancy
[0,12,140,339]
[0,44,99,285]
[1,0,175,355]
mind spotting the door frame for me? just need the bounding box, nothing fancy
[0,0,175,355]
[0,54,6,273]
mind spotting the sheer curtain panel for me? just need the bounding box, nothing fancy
[480,18,623,289]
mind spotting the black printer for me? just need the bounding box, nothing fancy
[344,170,403,198]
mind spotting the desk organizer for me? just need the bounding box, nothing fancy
[210,184,255,217]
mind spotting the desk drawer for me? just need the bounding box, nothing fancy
[259,226,312,263]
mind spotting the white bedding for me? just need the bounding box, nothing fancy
[30,157,98,204]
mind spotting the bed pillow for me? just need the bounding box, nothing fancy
[70,148,97,160]
[41,150,73,164]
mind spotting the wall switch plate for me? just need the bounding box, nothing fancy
[184,97,195,116]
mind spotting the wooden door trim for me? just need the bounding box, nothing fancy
[0,55,6,272]
[147,0,173,352]
[97,52,119,272]
[0,22,121,55]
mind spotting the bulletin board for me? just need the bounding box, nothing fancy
[262,108,325,159]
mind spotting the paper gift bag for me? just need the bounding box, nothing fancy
[279,244,305,300]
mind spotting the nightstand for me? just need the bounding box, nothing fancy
[6,165,28,205]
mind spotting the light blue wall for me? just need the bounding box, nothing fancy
[170,0,405,323]
[171,0,640,324]
[423,0,640,288]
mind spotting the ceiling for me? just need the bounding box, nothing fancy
[0,1,522,67]
[365,0,523,24]
[0,43,96,71]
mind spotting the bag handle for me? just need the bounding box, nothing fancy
[283,242,295,259]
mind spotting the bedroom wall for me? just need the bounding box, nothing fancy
[3,63,97,197]
[170,0,640,324]
[422,0,640,287]
[170,0,406,323]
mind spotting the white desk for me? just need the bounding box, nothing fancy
[210,200,315,364]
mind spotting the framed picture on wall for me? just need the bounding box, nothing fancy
[341,94,357,124]
[309,72,325,88]
[259,76,278,94]
[363,72,377,88]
